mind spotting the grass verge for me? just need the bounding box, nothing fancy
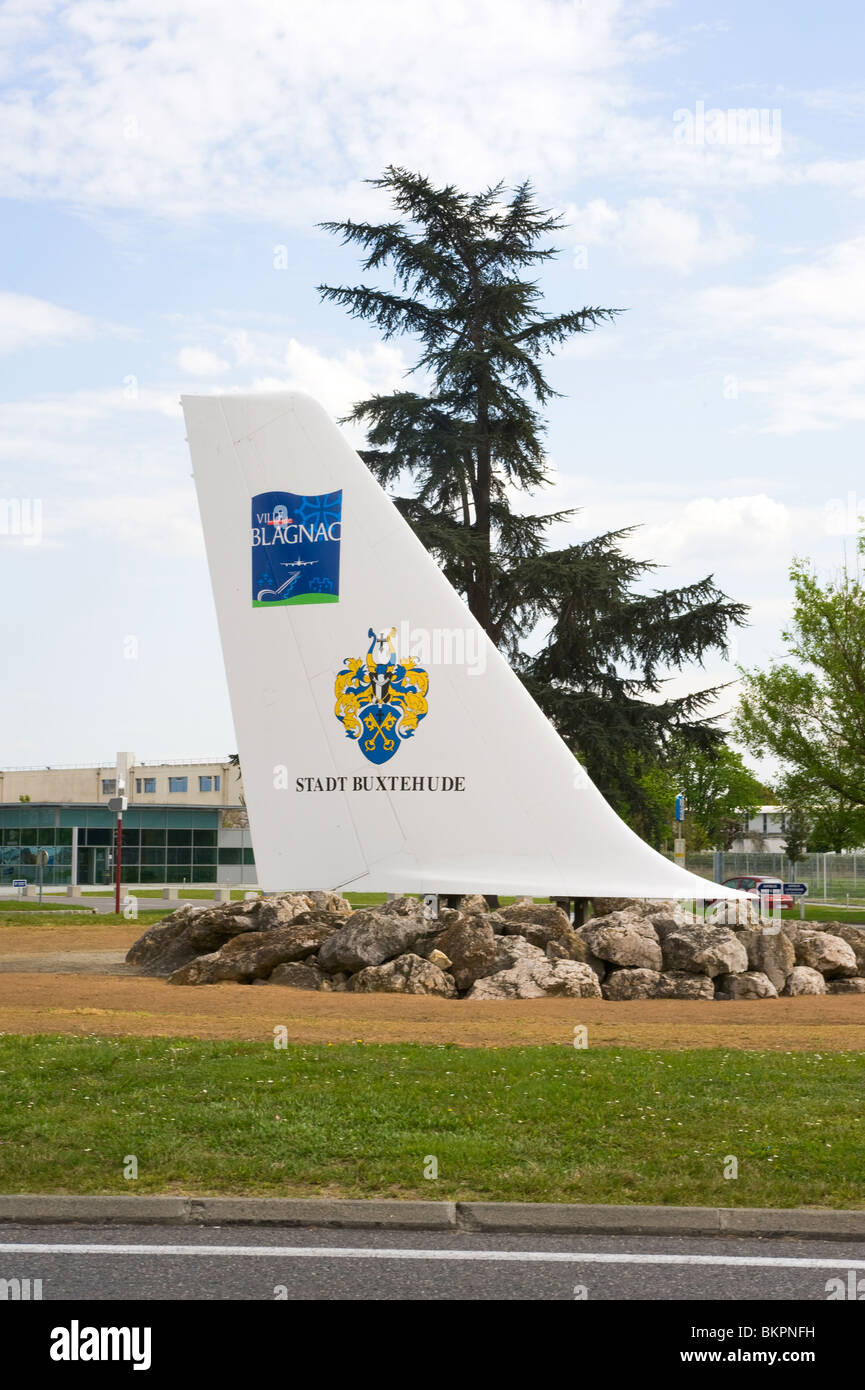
[782,905,865,925]
[0,1035,861,1208]
[0,900,100,914]
[0,911,166,930]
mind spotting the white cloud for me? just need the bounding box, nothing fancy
[171,327,411,430]
[0,291,94,352]
[631,493,792,563]
[568,196,751,272]
[696,237,865,432]
[177,346,230,376]
[0,0,632,218]
[1,0,844,224]
[49,489,204,554]
[0,335,408,509]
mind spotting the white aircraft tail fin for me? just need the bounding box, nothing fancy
[183,391,737,900]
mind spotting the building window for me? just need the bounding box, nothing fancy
[200,776,212,792]
[214,775,220,791]
[168,777,188,793]
[102,779,116,794]
[143,777,156,793]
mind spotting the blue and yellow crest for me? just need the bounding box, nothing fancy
[334,627,429,765]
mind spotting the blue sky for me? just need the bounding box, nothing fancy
[1,0,863,770]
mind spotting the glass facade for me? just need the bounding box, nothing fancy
[0,805,255,886]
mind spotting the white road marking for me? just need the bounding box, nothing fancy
[1,1243,864,1269]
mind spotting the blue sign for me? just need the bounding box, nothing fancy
[783,882,809,896]
[12,879,26,888]
[674,794,685,822]
[757,881,783,893]
[251,490,341,607]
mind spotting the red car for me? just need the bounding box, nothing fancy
[706,875,794,911]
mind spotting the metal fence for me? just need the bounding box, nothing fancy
[671,850,865,904]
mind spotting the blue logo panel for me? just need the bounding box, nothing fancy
[251,490,341,607]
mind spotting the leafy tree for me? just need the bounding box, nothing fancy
[807,801,865,853]
[667,740,767,851]
[633,760,679,850]
[779,801,810,868]
[319,167,748,828]
[775,773,865,856]
[735,554,865,819]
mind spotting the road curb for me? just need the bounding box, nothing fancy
[1,1195,864,1239]
[187,1198,457,1229]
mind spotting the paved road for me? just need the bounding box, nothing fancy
[2,1224,864,1301]
[0,893,139,915]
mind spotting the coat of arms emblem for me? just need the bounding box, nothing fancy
[334,627,429,764]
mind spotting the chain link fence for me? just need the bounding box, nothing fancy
[669,850,865,904]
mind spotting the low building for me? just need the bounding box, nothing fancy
[728,805,787,855]
[0,753,256,888]
[0,752,241,808]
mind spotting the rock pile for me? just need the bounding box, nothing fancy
[125,894,865,1000]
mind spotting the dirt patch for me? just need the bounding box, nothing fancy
[2,923,863,1048]
[0,924,139,954]
[0,971,863,1048]
[0,951,137,976]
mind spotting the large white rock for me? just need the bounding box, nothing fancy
[783,966,827,996]
[654,971,715,1000]
[489,902,573,947]
[736,928,796,993]
[715,971,779,1000]
[601,968,660,1000]
[545,932,606,980]
[827,978,865,995]
[491,935,548,971]
[467,958,602,999]
[347,953,457,997]
[318,908,427,973]
[793,930,858,979]
[827,923,865,974]
[581,915,662,970]
[661,925,748,978]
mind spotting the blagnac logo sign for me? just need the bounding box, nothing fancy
[251,489,342,607]
[50,1321,152,1371]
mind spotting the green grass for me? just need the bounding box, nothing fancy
[0,898,100,913]
[0,910,167,929]
[782,905,865,925]
[698,903,865,926]
[0,1036,862,1207]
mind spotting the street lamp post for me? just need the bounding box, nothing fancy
[108,793,128,915]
